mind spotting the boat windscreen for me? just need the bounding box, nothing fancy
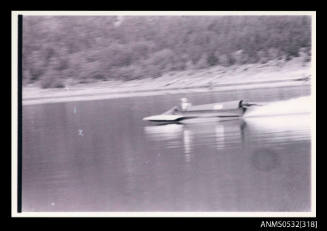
[162,106,180,115]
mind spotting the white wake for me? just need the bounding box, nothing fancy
[245,96,312,117]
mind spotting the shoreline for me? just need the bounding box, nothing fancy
[23,79,310,106]
[23,58,312,106]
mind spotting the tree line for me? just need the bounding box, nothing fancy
[22,15,311,88]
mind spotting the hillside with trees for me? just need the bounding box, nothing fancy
[22,15,311,88]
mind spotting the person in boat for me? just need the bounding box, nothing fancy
[181,98,192,111]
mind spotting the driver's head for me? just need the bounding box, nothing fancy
[181,98,188,103]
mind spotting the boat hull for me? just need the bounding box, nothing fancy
[143,100,251,123]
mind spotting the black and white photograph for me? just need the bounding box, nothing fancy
[12,11,316,217]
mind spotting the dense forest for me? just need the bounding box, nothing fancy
[22,15,311,88]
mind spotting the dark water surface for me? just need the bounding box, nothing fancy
[22,86,311,212]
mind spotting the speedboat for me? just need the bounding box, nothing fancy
[143,98,259,123]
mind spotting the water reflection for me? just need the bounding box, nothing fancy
[144,119,247,158]
[144,124,183,141]
[215,125,225,149]
[23,87,311,212]
[144,114,310,161]
[183,129,193,162]
[142,113,310,211]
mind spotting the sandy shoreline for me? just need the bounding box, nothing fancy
[23,80,310,106]
[23,58,311,106]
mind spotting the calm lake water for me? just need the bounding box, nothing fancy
[22,85,312,212]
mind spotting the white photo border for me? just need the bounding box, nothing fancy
[11,10,316,217]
